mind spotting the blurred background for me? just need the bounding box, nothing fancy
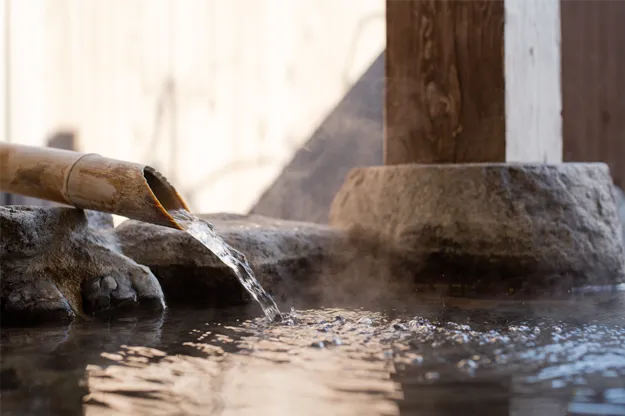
[0,0,384,216]
[0,0,623,223]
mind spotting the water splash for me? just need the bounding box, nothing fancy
[169,209,282,322]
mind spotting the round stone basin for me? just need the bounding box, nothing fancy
[1,292,624,415]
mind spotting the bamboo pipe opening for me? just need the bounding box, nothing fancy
[141,166,191,230]
[143,166,189,213]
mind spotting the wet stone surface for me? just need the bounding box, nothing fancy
[0,207,164,325]
[0,208,347,324]
[115,213,345,307]
[1,294,624,415]
[0,207,354,326]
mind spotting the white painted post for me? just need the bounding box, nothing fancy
[505,0,563,163]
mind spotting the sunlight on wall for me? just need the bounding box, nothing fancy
[2,0,385,216]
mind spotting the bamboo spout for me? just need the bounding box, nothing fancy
[0,142,190,229]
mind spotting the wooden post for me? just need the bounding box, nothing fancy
[561,0,625,188]
[385,0,562,165]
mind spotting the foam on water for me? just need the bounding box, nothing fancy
[169,209,282,322]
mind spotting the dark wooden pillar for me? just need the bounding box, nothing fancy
[561,0,625,188]
[385,0,564,164]
[384,0,505,165]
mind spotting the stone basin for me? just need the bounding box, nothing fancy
[330,164,625,295]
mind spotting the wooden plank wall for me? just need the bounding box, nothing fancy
[561,0,625,188]
[1,0,385,214]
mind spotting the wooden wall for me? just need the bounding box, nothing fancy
[1,0,385,214]
[561,0,625,188]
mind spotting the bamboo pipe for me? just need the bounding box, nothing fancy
[0,142,190,229]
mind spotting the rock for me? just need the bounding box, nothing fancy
[330,163,625,295]
[115,214,345,307]
[0,206,164,326]
[615,186,625,246]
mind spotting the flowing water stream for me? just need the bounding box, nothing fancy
[168,209,282,322]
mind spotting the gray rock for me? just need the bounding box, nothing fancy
[0,206,164,325]
[115,213,345,307]
[615,186,625,246]
[330,163,625,295]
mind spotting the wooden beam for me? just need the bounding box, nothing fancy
[384,0,562,165]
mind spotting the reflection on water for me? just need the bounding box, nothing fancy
[1,294,625,415]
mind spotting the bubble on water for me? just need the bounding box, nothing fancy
[551,379,566,388]
[280,315,298,326]
[534,327,541,335]
[393,323,408,331]
[310,341,325,349]
[412,355,424,365]
[457,359,478,373]
[358,317,373,326]
[448,322,471,331]
[602,370,619,378]
[553,326,563,333]
[332,338,343,346]
[508,325,531,333]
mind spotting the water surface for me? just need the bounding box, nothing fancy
[2,293,625,415]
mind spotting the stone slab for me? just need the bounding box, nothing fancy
[330,163,625,295]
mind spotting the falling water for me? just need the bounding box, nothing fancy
[169,209,282,322]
